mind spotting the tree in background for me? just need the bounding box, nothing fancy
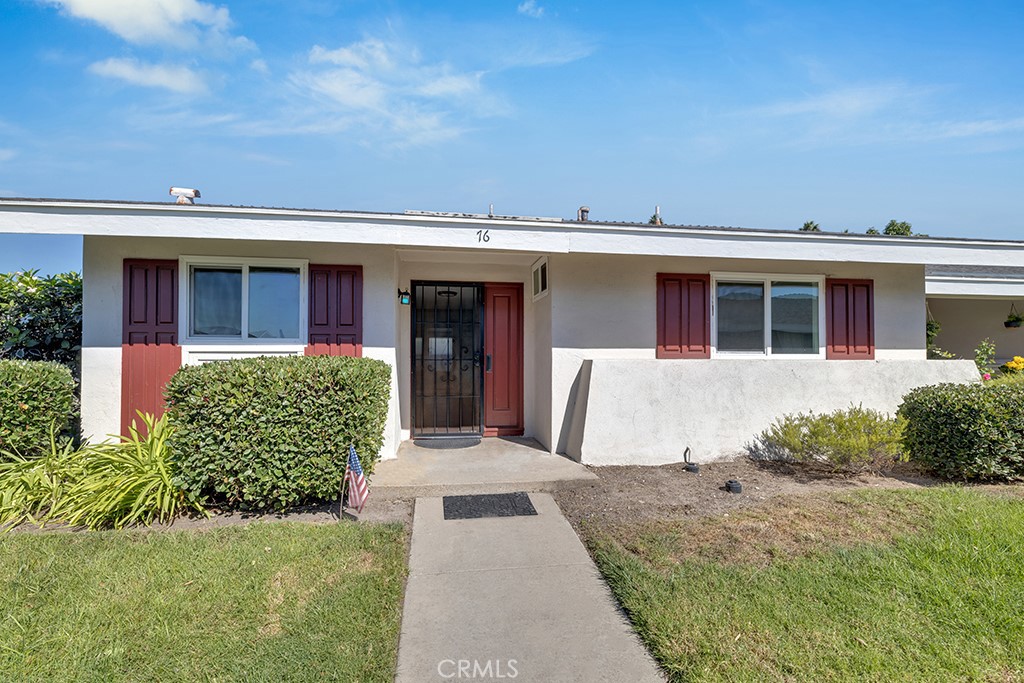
[0,270,82,374]
[800,221,821,232]
[883,219,914,236]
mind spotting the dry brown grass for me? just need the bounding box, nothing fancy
[617,491,934,568]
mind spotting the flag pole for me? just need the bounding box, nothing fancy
[340,460,350,520]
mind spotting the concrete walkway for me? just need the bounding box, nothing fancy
[396,492,664,682]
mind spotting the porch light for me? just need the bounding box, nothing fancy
[398,289,411,305]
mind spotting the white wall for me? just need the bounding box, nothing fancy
[929,297,1024,365]
[548,254,929,455]
[81,236,402,456]
[571,359,979,464]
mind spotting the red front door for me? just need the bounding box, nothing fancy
[483,283,523,436]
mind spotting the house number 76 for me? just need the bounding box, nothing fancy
[476,229,490,243]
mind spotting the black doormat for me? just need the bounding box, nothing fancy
[413,437,482,449]
[442,492,538,520]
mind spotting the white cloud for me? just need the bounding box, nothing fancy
[753,84,929,120]
[289,37,491,146]
[0,149,17,163]
[43,0,247,50]
[249,58,269,75]
[88,57,207,94]
[517,0,544,19]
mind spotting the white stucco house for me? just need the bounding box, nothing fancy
[2,198,1018,465]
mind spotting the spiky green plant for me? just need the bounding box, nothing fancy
[59,413,206,530]
[0,426,80,530]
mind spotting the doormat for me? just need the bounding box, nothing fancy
[413,438,482,449]
[442,492,538,520]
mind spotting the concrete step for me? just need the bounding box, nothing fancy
[369,438,599,500]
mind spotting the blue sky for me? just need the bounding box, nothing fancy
[2,0,1023,274]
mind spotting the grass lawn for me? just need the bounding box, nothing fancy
[588,487,1024,682]
[0,522,407,682]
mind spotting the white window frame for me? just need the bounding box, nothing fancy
[179,256,309,345]
[531,256,550,301]
[710,272,826,359]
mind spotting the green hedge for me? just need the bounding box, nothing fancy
[165,355,391,511]
[898,382,1024,481]
[0,360,75,458]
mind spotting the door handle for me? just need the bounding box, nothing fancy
[485,354,492,372]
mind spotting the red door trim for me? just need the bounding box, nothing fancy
[483,282,524,437]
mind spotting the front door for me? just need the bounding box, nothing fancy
[483,283,524,436]
[412,282,485,437]
[411,281,524,438]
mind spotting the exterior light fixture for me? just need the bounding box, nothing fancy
[398,289,411,305]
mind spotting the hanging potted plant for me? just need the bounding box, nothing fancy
[1005,303,1023,328]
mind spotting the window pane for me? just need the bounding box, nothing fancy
[771,281,819,354]
[717,282,765,352]
[191,267,241,336]
[248,267,300,339]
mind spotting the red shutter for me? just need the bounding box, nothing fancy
[121,259,181,435]
[305,265,363,357]
[826,279,874,359]
[657,273,710,359]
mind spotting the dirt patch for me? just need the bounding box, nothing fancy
[623,492,935,567]
[554,457,934,537]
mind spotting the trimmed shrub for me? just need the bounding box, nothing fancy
[0,359,75,458]
[165,355,391,512]
[747,405,907,470]
[899,382,1024,481]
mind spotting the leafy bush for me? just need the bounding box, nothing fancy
[747,405,907,470]
[0,270,82,370]
[165,355,392,512]
[0,359,75,458]
[974,338,997,376]
[899,382,1024,481]
[0,414,204,531]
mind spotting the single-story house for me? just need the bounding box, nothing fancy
[3,198,1019,464]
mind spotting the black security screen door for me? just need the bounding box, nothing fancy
[412,282,484,437]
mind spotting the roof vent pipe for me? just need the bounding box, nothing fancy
[577,206,590,222]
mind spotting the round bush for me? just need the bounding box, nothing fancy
[165,355,391,511]
[898,382,1024,481]
[0,359,75,458]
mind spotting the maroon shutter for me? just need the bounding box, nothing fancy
[305,265,363,357]
[826,279,874,359]
[121,259,181,435]
[657,273,710,359]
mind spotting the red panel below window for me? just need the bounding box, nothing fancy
[120,343,181,437]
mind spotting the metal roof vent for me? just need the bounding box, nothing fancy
[169,187,201,205]
[577,205,590,222]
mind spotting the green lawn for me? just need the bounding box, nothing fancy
[589,487,1024,682]
[0,522,407,682]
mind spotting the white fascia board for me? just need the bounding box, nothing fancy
[2,199,1024,267]
[926,276,1024,298]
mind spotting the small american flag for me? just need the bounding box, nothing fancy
[344,445,369,514]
